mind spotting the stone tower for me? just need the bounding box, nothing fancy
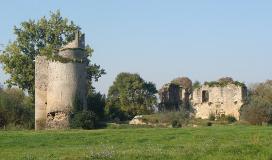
[35,31,87,130]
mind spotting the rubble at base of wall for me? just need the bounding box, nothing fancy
[46,111,70,129]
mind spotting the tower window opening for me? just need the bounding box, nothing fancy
[202,90,209,103]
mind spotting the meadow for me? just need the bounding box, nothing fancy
[0,125,272,160]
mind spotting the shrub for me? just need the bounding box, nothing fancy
[87,92,106,120]
[171,120,182,128]
[208,113,215,121]
[207,122,213,126]
[0,112,7,128]
[226,115,237,123]
[70,111,97,129]
[105,105,128,122]
[141,111,189,126]
[0,88,34,129]
[240,81,272,125]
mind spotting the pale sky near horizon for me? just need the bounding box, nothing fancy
[0,1,272,95]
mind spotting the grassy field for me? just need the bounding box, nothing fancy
[0,125,272,160]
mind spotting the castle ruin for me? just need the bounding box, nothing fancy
[35,31,87,130]
[159,77,247,120]
[158,77,192,111]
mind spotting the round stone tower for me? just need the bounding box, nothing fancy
[45,31,87,129]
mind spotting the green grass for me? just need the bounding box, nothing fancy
[0,126,272,160]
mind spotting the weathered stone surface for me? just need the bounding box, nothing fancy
[171,77,192,91]
[159,77,192,111]
[35,32,87,130]
[35,56,49,130]
[159,77,247,120]
[158,83,181,111]
[192,83,247,120]
[46,111,70,129]
[129,115,147,125]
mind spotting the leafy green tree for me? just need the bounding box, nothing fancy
[0,11,105,97]
[87,91,106,120]
[70,110,97,130]
[0,88,34,129]
[106,72,157,119]
[240,80,272,125]
[192,81,201,89]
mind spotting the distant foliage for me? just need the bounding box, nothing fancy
[218,77,234,83]
[0,88,34,129]
[208,113,216,121]
[240,80,272,125]
[207,122,213,126]
[142,111,189,127]
[171,77,192,91]
[87,92,106,120]
[70,91,106,129]
[70,111,97,129]
[0,10,105,97]
[105,105,128,122]
[192,81,201,89]
[106,72,157,120]
[171,120,182,128]
[204,77,245,88]
[226,115,237,123]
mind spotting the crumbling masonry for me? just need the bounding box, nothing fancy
[191,83,247,120]
[35,32,87,130]
[159,78,247,120]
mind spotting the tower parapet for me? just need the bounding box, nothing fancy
[58,31,86,61]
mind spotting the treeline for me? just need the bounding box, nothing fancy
[0,75,272,130]
[0,11,271,130]
[0,88,34,129]
[240,80,272,125]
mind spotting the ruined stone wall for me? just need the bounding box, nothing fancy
[35,32,87,130]
[35,56,49,130]
[192,84,246,120]
[159,83,181,111]
[46,60,87,129]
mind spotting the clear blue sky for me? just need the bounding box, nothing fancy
[1,1,272,94]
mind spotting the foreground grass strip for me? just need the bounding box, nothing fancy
[0,126,272,160]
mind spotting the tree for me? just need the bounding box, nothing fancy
[0,88,34,129]
[240,80,272,125]
[0,11,105,97]
[218,77,234,83]
[106,72,157,120]
[86,91,106,120]
[192,81,201,89]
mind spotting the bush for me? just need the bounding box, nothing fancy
[207,122,213,126]
[0,112,7,128]
[208,113,215,121]
[142,111,189,126]
[240,81,272,125]
[226,115,237,123]
[0,88,34,129]
[171,120,182,128]
[87,92,106,120]
[70,111,97,129]
[105,105,128,122]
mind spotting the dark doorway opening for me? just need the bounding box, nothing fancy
[202,90,209,103]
